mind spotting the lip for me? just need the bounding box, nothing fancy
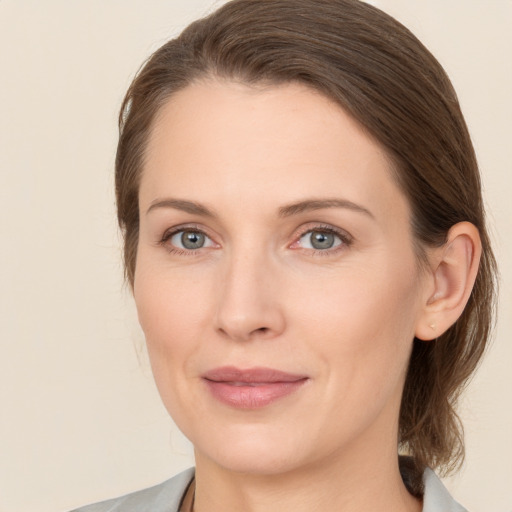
[202,366,309,409]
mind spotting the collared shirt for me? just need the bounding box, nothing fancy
[70,467,468,512]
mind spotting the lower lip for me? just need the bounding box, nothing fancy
[204,379,308,409]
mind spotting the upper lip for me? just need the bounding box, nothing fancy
[202,366,308,383]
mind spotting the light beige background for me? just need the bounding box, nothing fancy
[0,1,510,511]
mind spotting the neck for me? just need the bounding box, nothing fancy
[192,446,422,512]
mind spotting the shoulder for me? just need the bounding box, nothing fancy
[68,468,195,512]
[422,468,468,512]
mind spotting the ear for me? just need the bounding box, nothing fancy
[415,222,482,341]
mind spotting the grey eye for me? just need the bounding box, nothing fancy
[299,230,342,250]
[170,230,211,250]
[182,231,205,249]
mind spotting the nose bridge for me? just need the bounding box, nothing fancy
[214,242,284,341]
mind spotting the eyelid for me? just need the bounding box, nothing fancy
[157,222,352,255]
[289,223,353,252]
[159,223,219,253]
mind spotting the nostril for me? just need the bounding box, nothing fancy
[253,327,270,336]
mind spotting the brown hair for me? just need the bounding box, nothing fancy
[115,0,497,495]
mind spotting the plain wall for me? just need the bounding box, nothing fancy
[0,1,510,511]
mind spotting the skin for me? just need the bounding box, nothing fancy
[134,79,439,512]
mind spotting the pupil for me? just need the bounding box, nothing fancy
[182,231,205,249]
[311,231,334,249]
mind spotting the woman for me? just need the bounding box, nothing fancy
[72,0,497,510]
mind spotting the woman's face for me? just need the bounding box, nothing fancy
[135,80,432,475]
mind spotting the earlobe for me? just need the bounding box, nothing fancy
[415,222,482,341]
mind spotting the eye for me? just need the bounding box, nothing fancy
[164,228,216,252]
[296,227,349,251]
[299,230,341,250]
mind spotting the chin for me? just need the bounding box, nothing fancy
[192,422,314,476]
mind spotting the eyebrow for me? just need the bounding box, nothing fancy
[146,199,215,217]
[278,198,374,219]
[146,197,374,219]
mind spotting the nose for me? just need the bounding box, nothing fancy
[214,250,286,342]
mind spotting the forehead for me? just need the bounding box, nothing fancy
[141,79,409,223]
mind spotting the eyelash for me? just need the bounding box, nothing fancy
[158,223,353,256]
[158,224,214,256]
[293,224,353,257]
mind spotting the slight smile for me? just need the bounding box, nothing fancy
[202,366,309,409]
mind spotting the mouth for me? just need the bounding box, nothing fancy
[202,366,309,409]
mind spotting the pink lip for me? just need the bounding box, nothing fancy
[202,366,309,409]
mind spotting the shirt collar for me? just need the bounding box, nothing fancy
[422,468,468,512]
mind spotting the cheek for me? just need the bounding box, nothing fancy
[295,257,420,337]
[303,265,422,440]
[135,258,211,340]
[133,262,208,390]
[133,265,210,423]
[291,257,422,388]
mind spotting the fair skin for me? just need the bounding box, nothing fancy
[134,80,480,512]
